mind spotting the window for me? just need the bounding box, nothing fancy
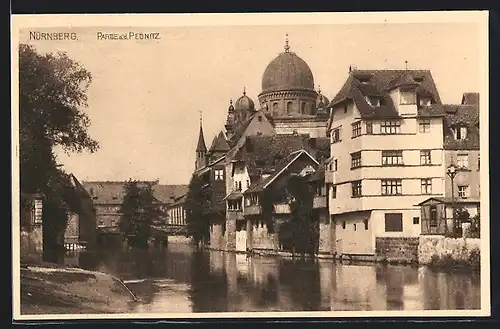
[421,178,432,194]
[454,126,468,140]
[458,185,469,199]
[400,91,417,105]
[258,115,262,122]
[353,224,357,231]
[419,119,431,133]
[246,179,250,188]
[385,213,403,232]
[366,121,373,134]
[364,219,369,230]
[331,185,337,199]
[344,104,348,113]
[352,121,362,137]
[429,206,438,227]
[273,102,279,113]
[457,154,469,168]
[477,155,480,171]
[380,120,401,134]
[301,102,306,114]
[381,179,402,195]
[333,159,338,171]
[413,217,420,225]
[214,169,224,180]
[286,101,293,114]
[331,128,341,143]
[382,150,403,166]
[351,152,361,169]
[351,180,362,197]
[366,96,381,107]
[419,98,432,106]
[342,221,346,229]
[420,150,432,165]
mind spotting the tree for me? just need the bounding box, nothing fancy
[119,180,165,249]
[19,44,99,253]
[184,174,209,246]
[283,174,316,257]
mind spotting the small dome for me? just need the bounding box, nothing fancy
[261,36,314,93]
[234,89,255,112]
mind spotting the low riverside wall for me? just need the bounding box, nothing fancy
[375,237,419,264]
[418,235,481,268]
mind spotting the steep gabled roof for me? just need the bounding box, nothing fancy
[327,69,445,128]
[208,131,230,153]
[461,92,480,106]
[443,99,480,150]
[243,150,318,194]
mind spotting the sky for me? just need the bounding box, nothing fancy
[16,18,483,185]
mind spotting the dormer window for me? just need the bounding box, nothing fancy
[365,96,381,107]
[419,98,432,106]
[453,125,468,140]
[400,90,417,105]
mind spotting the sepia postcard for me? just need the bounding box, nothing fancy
[11,11,490,321]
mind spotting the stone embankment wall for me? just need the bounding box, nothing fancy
[418,235,481,266]
[375,237,419,264]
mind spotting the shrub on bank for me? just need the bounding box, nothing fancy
[428,248,480,271]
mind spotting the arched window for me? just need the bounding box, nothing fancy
[286,101,293,114]
[273,102,279,115]
[301,102,306,114]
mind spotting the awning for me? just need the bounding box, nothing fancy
[223,191,243,201]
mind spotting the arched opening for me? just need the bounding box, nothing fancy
[301,102,306,114]
[273,102,279,115]
[286,101,293,115]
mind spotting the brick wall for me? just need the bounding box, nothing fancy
[375,237,419,264]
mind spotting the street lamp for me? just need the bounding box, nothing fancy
[446,163,458,236]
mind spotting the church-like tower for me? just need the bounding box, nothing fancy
[195,112,207,171]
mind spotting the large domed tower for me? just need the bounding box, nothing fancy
[258,35,328,137]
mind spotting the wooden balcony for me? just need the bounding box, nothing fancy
[228,211,244,221]
[313,195,327,209]
[244,204,262,216]
[273,203,291,214]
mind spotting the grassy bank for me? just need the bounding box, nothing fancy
[19,261,137,315]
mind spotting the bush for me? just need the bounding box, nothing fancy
[467,248,481,270]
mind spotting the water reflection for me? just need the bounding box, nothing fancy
[61,243,480,313]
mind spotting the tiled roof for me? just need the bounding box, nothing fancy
[208,131,230,153]
[234,135,312,179]
[82,181,188,205]
[461,92,480,106]
[443,102,480,150]
[416,196,481,206]
[328,69,445,120]
[228,114,255,148]
[304,166,325,183]
[223,191,243,201]
[243,149,319,194]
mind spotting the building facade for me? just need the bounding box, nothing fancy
[326,69,447,257]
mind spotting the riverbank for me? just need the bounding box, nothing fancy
[19,260,137,315]
[203,241,481,271]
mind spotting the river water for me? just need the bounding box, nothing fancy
[61,242,480,313]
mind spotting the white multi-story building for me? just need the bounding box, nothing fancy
[325,68,447,256]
